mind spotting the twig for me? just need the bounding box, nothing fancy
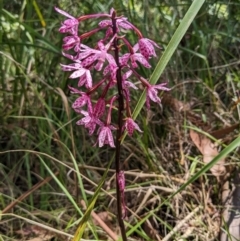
[2,172,58,214]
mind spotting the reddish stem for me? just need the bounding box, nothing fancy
[111,9,128,241]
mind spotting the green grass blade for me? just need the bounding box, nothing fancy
[32,0,46,27]
[39,157,83,215]
[72,155,114,241]
[65,144,88,204]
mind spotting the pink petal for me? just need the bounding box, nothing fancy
[60,63,77,71]
[133,53,151,68]
[154,83,170,91]
[62,19,78,27]
[69,69,86,79]
[139,38,159,59]
[106,54,117,66]
[76,116,91,125]
[79,110,89,116]
[106,129,115,147]
[119,54,130,66]
[62,36,80,51]
[125,118,142,136]
[98,128,107,147]
[98,20,112,28]
[148,88,161,103]
[85,70,92,88]
[55,7,75,19]
[123,70,133,80]
[86,122,97,135]
[133,43,139,52]
[95,60,104,71]
[72,96,89,109]
[78,75,87,87]
[68,86,82,93]
[125,81,138,90]
[97,41,105,51]
[82,55,98,68]
[94,98,105,118]
[118,20,132,30]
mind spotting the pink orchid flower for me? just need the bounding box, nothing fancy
[123,118,142,136]
[97,124,116,148]
[120,44,151,68]
[60,60,92,89]
[68,86,91,110]
[138,38,161,60]
[80,39,117,71]
[146,83,170,108]
[55,7,79,35]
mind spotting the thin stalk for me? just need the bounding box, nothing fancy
[112,11,127,241]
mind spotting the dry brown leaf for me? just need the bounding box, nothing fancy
[190,129,226,178]
[210,123,240,139]
[15,225,54,241]
[161,92,192,112]
[93,211,113,225]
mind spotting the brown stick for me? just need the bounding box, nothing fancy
[2,172,58,214]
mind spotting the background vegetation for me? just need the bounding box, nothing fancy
[1,0,240,240]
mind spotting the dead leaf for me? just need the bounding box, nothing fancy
[93,211,113,225]
[190,130,226,179]
[161,93,192,112]
[210,123,240,139]
[15,225,54,241]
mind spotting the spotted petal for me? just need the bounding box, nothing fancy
[124,118,142,136]
[138,38,160,59]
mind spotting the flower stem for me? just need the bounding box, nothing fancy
[112,10,127,241]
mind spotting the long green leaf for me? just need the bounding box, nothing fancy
[72,155,114,241]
